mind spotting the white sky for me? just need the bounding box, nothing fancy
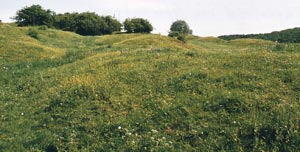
[1,0,300,36]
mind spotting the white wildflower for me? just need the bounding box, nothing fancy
[151,129,158,133]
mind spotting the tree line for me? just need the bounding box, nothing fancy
[218,28,300,43]
[13,5,153,35]
[13,4,193,42]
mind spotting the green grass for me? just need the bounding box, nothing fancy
[1,23,300,151]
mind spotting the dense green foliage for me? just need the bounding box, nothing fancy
[27,28,39,39]
[169,20,192,42]
[219,27,300,43]
[54,12,121,36]
[13,5,55,27]
[13,5,122,36]
[169,20,192,35]
[1,24,300,151]
[54,13,78,32]
[123,18,153,33]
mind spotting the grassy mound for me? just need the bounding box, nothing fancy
[0,24,66,62]
[1,24,300,151]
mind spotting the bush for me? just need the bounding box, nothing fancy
[168,20,192,42]
[28,28,39,39]
[102,16,122,34]
[123,18,153,33]
[272,44,285,52]
[169,20,192,35]
[177,34,187,42]
[38,25,48,30]
[13,5,55,27]
[14,5,122,36]
[169,31,187,42]
[54,13,78,31]
[54,12,121,36]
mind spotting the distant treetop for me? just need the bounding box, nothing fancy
[218,27,300,43]
[123,18,153,33]
[13,5,157,36]
[168,20,192,42]
[12,5,122,36]
[13,5,55,27]
[169,20,192,35]
[54,12,122,36]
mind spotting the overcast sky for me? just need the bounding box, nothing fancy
[1,0,300,36]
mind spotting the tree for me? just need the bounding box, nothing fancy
[54,13,79,32]
[101,16,122,34]
[123,18,153,33]
[54,12,122,36]
[169,20,192,42]
[74,12,104,36]
[13,5,55,27]
[169,20,192,35]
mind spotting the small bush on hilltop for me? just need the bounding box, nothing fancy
[13,5,122,36]
[123,18,153,33]
[54,12,122,36]
[28,28,39,39]
[168,20,192,42]
[38,25,48,30]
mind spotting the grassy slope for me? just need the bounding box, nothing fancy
[0,24,300,151]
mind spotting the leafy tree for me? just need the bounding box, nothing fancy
[101,16,122,34]
[54,12,121,36]
[74,12,104,36]
[123,18,153,33]
[54,13,79,32]
[13,5,55,27]
[169,20,192,42]
[123,19,134,33]
[169,20,192,35]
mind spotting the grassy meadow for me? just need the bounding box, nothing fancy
[0,23,300,151]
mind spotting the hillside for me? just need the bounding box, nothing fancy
[219,27,300,43]
[1,24,300,151]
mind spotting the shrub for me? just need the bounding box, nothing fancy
[123,18,153,33]
[168,31,187,42]
[54,12,121,36]
[272,44,285,51]
[13,5,55,27]
[28,28,39,39]
[168,20,192,42]
[169,20,192,35]
[177,34,187,42]
[38,25,48,30]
